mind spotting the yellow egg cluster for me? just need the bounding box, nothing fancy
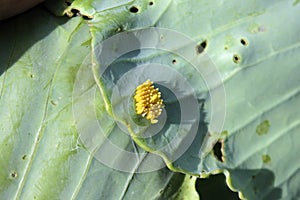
[134,80,163,124]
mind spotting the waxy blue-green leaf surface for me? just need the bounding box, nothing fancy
[1,0,300,199]
[86,0,300,199]
[0,4,198,200]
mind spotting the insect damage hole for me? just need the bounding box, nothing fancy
[129,6,139,13]
[213,140,224,162]
[65,0,71,6]
[233,54,241,64]
[196,40,207,54]
[149,1,154,6]
[10,171,18,178]
[240,38,249,46]
[70,9,80,16]
[22,155,27,160]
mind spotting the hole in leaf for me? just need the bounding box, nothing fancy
[149,1,154,5]
[10,171,17,178]
[172,59,177,64]
[129,6,139,13]
[240,38,248,46]
[213,140,223,162]
[65,0,71,6]
[233,54,241,64]
[240,38,249,46]
[22,155,27,160]
[196,40,207,54]
[82,15,92,20]
[71,9,80,16]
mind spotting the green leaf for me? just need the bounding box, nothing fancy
[1,0,300,199]
[0,4,196,200]
[84,0,300,199]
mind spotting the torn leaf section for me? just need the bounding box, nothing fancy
[160,174,199,200]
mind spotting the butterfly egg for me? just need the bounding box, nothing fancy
[134,79,164,124]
